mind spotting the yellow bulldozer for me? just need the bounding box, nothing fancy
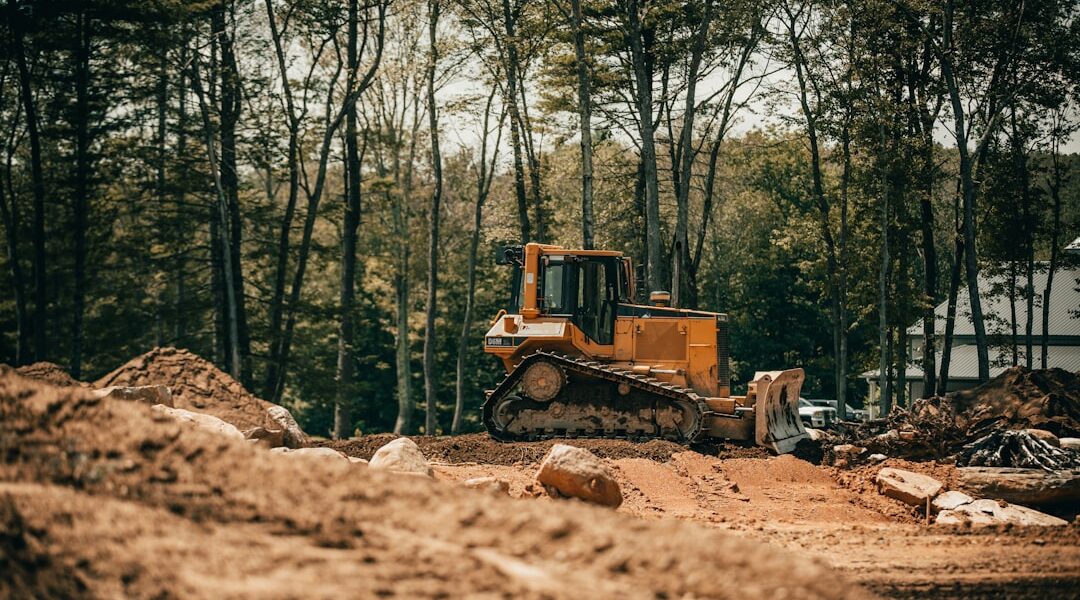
[482,243,808,453]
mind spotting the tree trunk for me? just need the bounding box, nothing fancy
[0,98,28,365]
[626,0,662,293]
[1041,115,1064,369]
[335,0,363,440]
[502,0,531,243]
[570,0,594,249]
[941,0,989,381]
[423,0,443,435]
[672,0,712,308]
[71,11,91,379]
[10,3,47,362]
[192,57,242,381]
[262,0,304,400]
[213,1,251,388]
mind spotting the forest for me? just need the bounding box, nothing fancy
[0,0,1077,438]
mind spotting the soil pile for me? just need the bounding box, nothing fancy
[14,362,87,387]
[845,367,1080,460]
[323,433,767,466]
[95,346,276,430]
[0,366,866,599]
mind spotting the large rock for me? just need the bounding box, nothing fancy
[368,438,433,477]
[94,385,173,408]
[151,404,243,440]
[956,467,1080,507]
[536,444,622,508]
[937,498,1067,527]
[271,447,350,463]
[876,467,943,506]
[266,405,308,449]
[931,490,975,513]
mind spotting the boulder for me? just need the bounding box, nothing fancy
[94,385,173,408]
[937,498,1067,527]
[151,404,243,440]
[266,405,308,449]
[369,438,433,477]
[956,467,1080,507]
[876,467,943,506]
[271,447,350,463]
[1024,429,1060,447]
[931,490,975,513]
[242,426,285,448]
[536,444,622,508]
[463,477,510,495]
[1060,438,1080,451]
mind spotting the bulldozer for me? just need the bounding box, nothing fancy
[481,243,808,453]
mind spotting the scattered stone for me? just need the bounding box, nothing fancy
[876,467,943,506]
[271,447,350,463]
[463,477,510,495]
[368,438,433,477]
[1024,429,1060,447]
[867,453,887,463]
[1060,438,1080,451]
[266,405,308,449]
[536,444,622,508]
[932,490,975,513]
[242,426,285,448]
[93,385,174,407]
[937,498,1067,527]
[150,404,243,440]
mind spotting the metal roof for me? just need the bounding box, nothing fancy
[862,344,1080,380]
[907,264,1080,338]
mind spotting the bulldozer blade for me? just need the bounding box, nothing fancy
[752,369,808,454]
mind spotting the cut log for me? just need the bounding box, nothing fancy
[955,467,1080,507]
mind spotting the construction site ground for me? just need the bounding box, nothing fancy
[327,434,1080,599]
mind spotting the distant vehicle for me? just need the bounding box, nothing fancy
[806,399,869,423]
[798,397,837,429]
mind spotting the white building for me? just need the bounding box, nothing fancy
[863,263,1080,409]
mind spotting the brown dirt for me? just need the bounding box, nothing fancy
[0,366,869,600]
[322,433,767,465]
[14,361,88,387]
[94,346,279,431]
[948,367,1080,437]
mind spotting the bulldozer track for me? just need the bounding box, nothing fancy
[482,351,711,444]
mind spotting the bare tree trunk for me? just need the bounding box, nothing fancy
[71,11,91,379]
[569,0,594,249]
[0,74,28,364]
[10,3,47,362]
[671,0,711,308]
[263,0,304,399]
[941,0,989,381]
[423,0,443,435]
[212,1,251,387]
[1041,113,1064,369]
[192,57,242,380]
[938,193,964,395]
[626,0,662,293]
[335,0,364,440]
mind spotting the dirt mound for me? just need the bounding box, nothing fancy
[94,346,276,430]
[0,366,867,599]
[323,433,766,466]
[947,367,1080,437]
[14,362,87,387]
